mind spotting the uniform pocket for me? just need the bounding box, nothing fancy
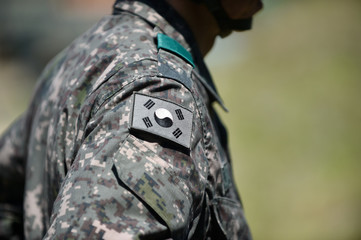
[211,197,251,240]
[112,134,192,239]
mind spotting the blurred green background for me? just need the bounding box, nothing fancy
[1,0,360,239]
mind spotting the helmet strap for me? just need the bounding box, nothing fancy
[196,0,253,37]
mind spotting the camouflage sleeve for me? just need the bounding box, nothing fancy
[0,116,28,238]
[44,72,207,239]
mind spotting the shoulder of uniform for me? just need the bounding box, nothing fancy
[155,33,195,91]
[156,33,195,68]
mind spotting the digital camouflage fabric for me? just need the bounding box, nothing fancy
[0,0,251,239]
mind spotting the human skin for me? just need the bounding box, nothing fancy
[167,0,263,56]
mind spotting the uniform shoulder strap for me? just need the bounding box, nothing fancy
[157,33,195,68]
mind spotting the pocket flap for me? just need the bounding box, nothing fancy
[113,135,192,239]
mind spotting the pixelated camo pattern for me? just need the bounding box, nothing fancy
[0,1,251,239]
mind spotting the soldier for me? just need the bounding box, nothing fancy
[0,0,262,239]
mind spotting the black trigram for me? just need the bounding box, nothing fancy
[175,109,184,120]
[172,128,182,138]
[144,99,155,109]
[142,117,153,128]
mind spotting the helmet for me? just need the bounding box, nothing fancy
[193,0,254,37]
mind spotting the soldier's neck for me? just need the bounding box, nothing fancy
[167,0,219,57]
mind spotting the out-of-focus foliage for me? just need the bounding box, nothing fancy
[1,0,360,239]
[207,0,361,239]
[0,0,113,132]
[0,0,114,71]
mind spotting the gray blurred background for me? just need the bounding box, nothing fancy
[1,0,360,239]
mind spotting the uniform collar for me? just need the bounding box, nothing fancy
[113,0,227,110]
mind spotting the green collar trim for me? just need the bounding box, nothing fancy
[157,33,195,68]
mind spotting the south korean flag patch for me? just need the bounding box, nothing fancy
[130,93,193,149]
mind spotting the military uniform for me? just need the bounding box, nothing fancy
[0,0,251,239]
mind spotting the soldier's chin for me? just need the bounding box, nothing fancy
[219,29,232,38]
